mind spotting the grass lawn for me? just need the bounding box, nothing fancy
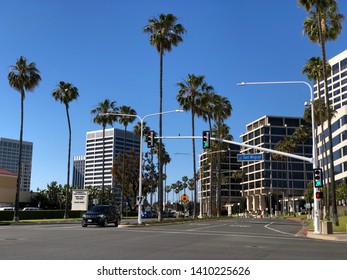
[305,215,347,232]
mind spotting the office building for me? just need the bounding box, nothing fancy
[0,137,33,192]
[84,128,140,188]
[239,115,313,214]
[314,49,347,185]
[73,156,85,188]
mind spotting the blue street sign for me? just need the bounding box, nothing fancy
[237,154,263,161]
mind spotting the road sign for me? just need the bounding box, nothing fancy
[181,194,189,203]
[237,154,263,161]
[136,196,144,205]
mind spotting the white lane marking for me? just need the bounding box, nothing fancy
[264,221,297,236]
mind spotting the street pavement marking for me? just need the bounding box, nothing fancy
[264,221,299,236]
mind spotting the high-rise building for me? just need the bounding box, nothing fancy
[239,116,313,214]
[84,128,140,188]
[0,137,33,192]
[73,156,85,188]
[314,50,347,186]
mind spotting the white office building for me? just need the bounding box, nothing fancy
[84,128,140,188]
[315,50,347,185]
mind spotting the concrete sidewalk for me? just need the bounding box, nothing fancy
[306,231,347,242]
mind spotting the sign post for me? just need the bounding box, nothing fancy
[71,190,89,211]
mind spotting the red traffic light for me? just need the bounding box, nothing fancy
[147,131,154,148]
[316,191,323,200]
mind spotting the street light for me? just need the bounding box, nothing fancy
[237,80,319,233]
[105,109,183,224]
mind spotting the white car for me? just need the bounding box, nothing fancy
[0,207,15,211]
[22,207,43,211]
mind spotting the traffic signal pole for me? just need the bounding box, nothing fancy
[237,81,319,234]
[162,133,320,233]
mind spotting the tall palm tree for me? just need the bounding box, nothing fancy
[298,0,344,226]
[52,81,79,218]
[177,74,213,218]
[91,99,118,204]
[144,14,185,221]
[211,95,232,217]
[302,57,332,218]
[8,56,41,221]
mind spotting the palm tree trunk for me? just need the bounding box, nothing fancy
[64,106,72,219]
[191,109,197,219]
[101,126,106,204]
[158,47,164,221]
[14,92,25,222]
[318,11,338,226]
[121,127,127,217]
[209,156,213,217]
[217,117,222,217]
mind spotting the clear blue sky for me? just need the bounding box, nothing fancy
[0,0,346,191]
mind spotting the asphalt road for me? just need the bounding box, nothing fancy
[1,218,347,260]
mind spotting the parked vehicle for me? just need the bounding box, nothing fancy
[22,207,43,211]
[141,210,157,218]
[0,207,15,211]
[163,211,176,218]
[81,205,121,227]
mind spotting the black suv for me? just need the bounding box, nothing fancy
[82,205,121,227]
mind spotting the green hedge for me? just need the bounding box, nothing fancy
[0,210,84,221]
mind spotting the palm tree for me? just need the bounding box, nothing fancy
[298,0,344,226]
[91,99,118,204]
[210,95,232,217]
[303,98,336,219]
[144,14,185,221]
[118,106,137,150]
[52,81,79,218]
[177,74,213,218]
[302,57,331,216]
[8,56,41,221]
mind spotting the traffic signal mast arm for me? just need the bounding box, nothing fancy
[160,135,313,163]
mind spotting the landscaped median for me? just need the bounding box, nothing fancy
[0,210,84,222]
[305,215,347,233]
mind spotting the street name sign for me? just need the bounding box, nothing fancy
[237,154,263,161]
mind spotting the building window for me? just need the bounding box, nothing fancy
[334,163,342,175]
[341,58,347,71]
[333,63,340,75]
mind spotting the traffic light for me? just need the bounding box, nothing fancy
[202,130,210,149]
[316,191,324,200]
[313,168,323,188]
[147,131,154,148]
